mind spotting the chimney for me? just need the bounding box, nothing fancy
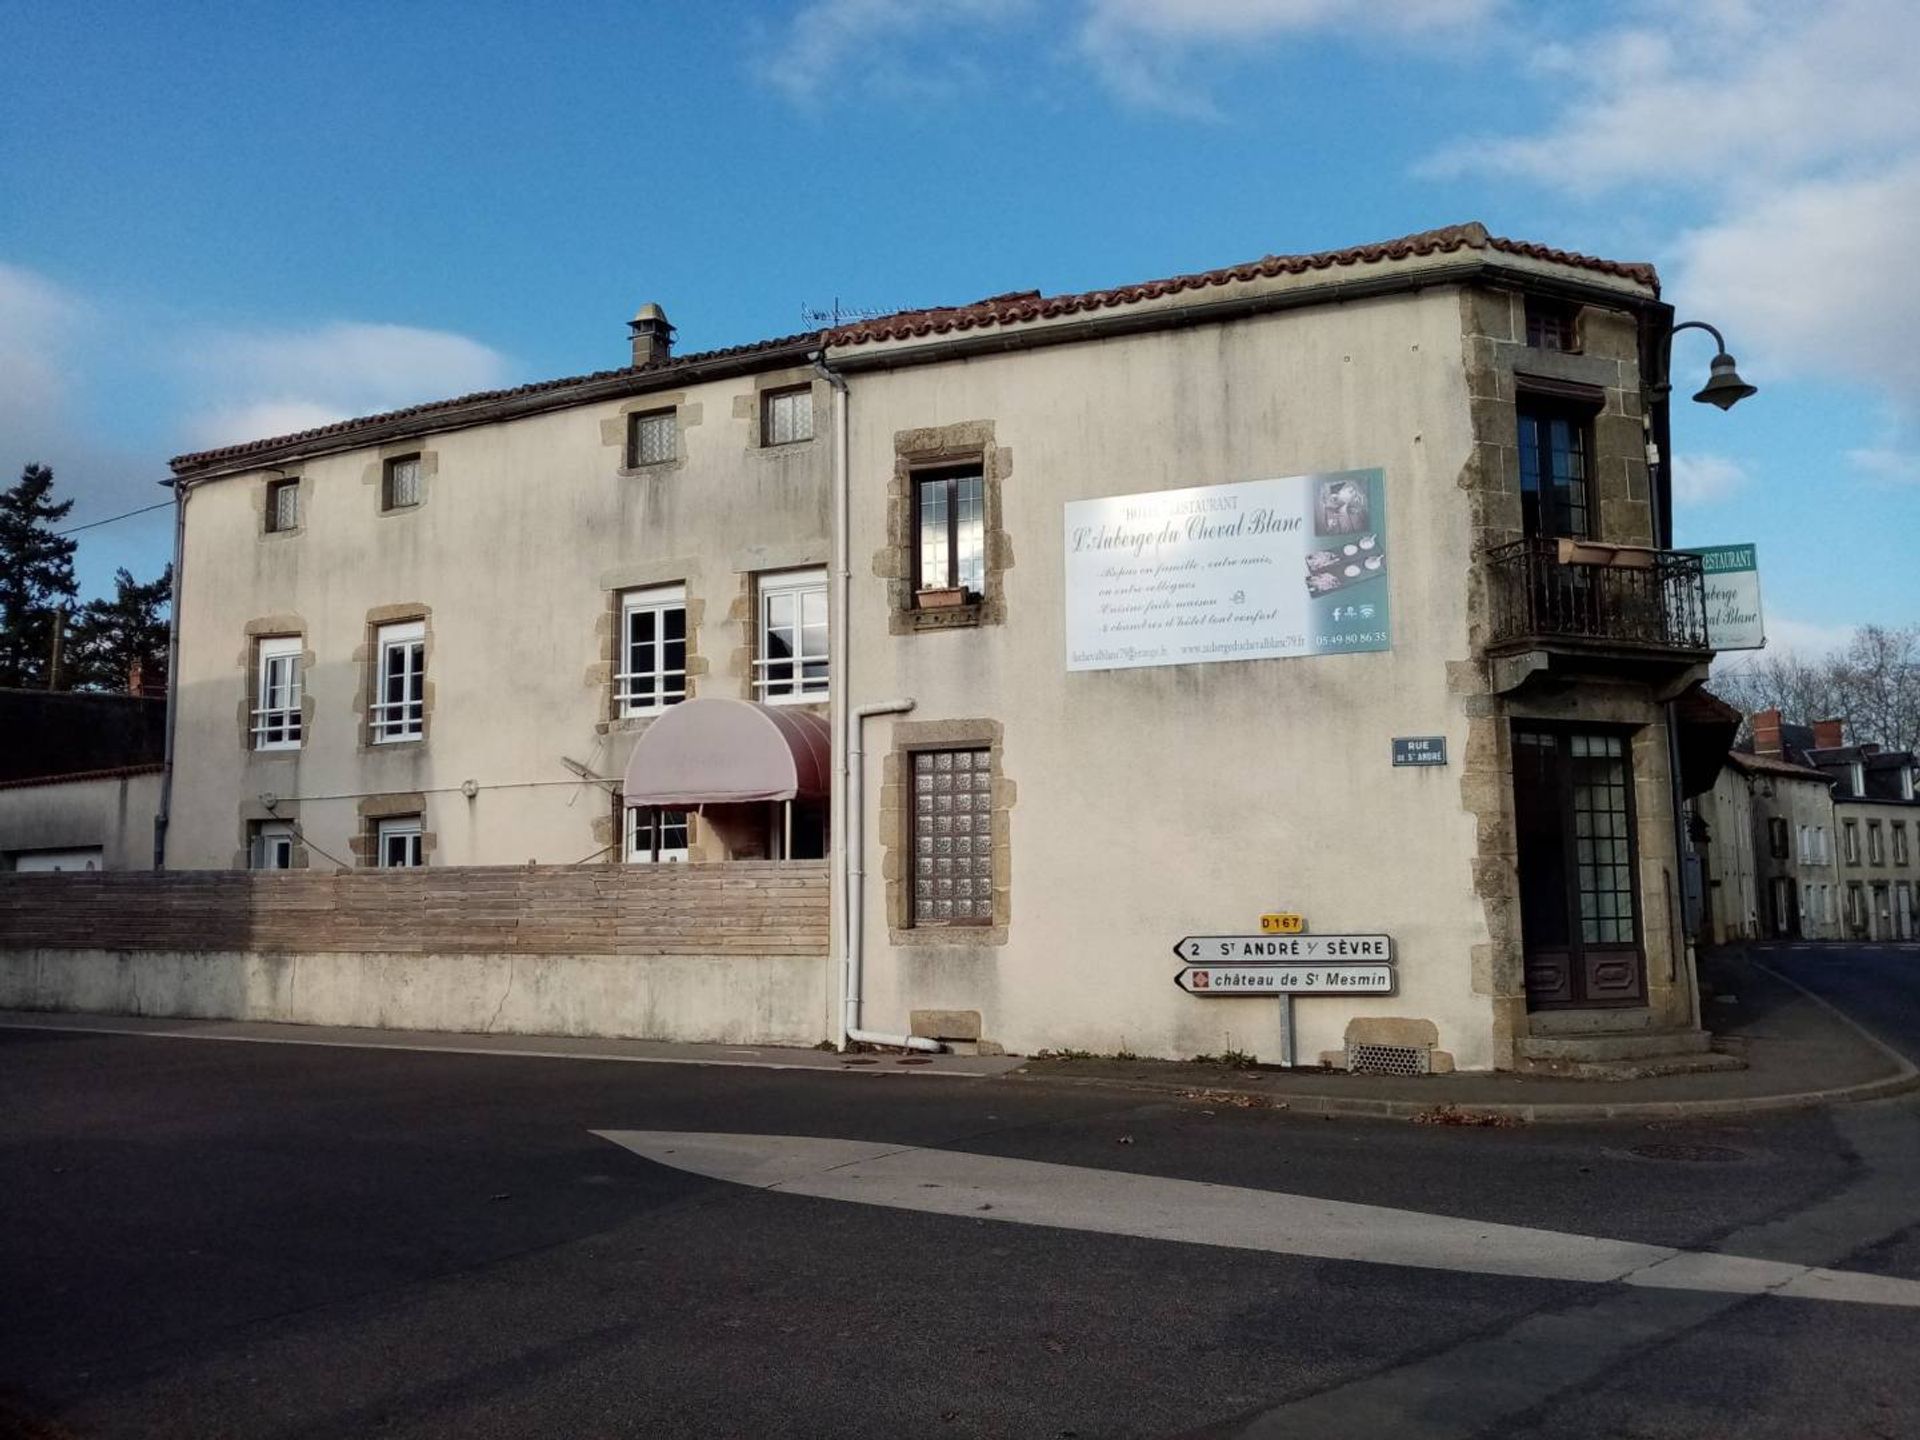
[628,303,675,368]
[128,656,146,696]
[1812,717,1846,750]
[1752,707,1783,756]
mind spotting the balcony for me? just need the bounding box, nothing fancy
[1483,538,1712,692]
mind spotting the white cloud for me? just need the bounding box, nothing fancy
[752,0,1028,106]
[1847,448,1920,486]
[179,322,512,449]
[1670,162,1920,413]
[755,0,1497,115]
[1671,451,1748,506]
[1426,1,1920,190]
[0,262,87,449]
[1078,0,1499,116]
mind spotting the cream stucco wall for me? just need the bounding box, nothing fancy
[1697,770,1759,944]
[168,368,833,869]
[0,771,162,871]
[836,288,1501,1067]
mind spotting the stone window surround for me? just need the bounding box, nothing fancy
[361,444,439,517]
[602,391,701,478]
[234,616,314,757]
[349,792,435,867]
[353,604,434,751]
[230,801,313,871]
[255,473,306,539]
[877,420,1014,634]
[732,368,825,456]
[880,717,1014,947]
[590,559,712,735]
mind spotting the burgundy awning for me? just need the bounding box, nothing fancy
[621,699,831,808]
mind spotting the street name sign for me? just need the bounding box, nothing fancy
[1176,965,1395,996]
[1174,934,1392,962]
[1392,736,1447,767]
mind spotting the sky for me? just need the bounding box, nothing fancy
[1,0,1915,661]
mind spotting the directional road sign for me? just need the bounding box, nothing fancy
[1174,965,1395,996]
[1173,934,1392,963]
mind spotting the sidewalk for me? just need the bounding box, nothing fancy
[0,1010,1023,1080]
[3,952,1911,1122]
[1003,951,1920,1122]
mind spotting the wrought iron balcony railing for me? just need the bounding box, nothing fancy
[1484,538,1711,654]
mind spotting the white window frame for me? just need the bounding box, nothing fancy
[376,815,423,868]
[628,409,676,467]
[251,820,296,870]
[253,636,304,750]
[384,454,422,510]
[753,568,829,704]
[371,620,426,743]
[762,385,814,446]
[626,807,689,864]
[616,584,688,716]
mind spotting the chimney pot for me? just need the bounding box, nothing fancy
[1812,717,1846,750]
[629,303,674,368]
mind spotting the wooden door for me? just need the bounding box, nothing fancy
[1513,727,1648,1010]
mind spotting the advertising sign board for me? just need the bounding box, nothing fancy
[1064,469,1389,673]
[1682,543,1765,651]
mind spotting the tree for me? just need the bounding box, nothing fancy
[66,564,173,693]
[1712,623,1920,754]
[0,463,79,689]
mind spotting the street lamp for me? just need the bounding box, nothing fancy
[1671,320,1758,410]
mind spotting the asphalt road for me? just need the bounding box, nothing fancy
[2,943,1918,1440]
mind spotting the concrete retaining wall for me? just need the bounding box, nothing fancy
[0,862,832,1045]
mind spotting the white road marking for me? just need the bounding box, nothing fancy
[596,1130,1920,1309]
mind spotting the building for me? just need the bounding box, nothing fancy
[1692,744,1837,943]
[0,689,167,871]
[143,221,1734,1070]
[1792,718,1920,940]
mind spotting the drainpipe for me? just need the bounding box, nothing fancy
[154,475,191,870]
[847,699,937,1052]
[811,348,940,1054]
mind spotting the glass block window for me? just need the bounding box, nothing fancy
[384,455,422,510]
[915,466,986,598]
[912,748,993,926]
[762,385,814,446]
[1570,732,1636,945]
[617,584,688,715]
[266,479,299,533]
[628,409,676,466]
[626,807,689,864]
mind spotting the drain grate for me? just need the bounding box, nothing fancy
[1347,1042,1431,1076]
[1630,1142,1746,1163]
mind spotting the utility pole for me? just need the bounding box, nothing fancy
[47,604,66,690]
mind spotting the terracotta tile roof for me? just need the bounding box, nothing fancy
[0,762,165,792]
[827,222,1659,348]
[168,222,1657,475]
[1727,750,1836,784]
[168,331,820,473]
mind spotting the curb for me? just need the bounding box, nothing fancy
[1003,961,1920,1123]
[998,1065,1920,1123]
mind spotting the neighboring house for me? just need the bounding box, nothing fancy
[0,689,167,871]
[156,221,1732,1069]
[1791,717,1920,941]
[1693,748,1837,943]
